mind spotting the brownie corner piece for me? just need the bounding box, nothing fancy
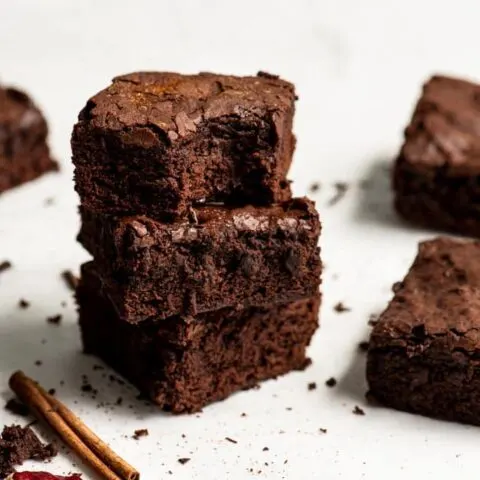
[78,260,320,413]
[367,236,480,425]
[393,74,480,236]
[72,71,296,219]
[0,85,57,193]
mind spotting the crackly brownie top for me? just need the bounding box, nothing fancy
[371,237,480,351]
[0,86,45,132]
[77,71,295,142]
[401,75,480,173]
[115,197,319,247]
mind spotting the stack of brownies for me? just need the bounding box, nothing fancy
[72,71,322,413]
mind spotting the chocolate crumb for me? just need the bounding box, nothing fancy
[18,299,30,309]
[334,302,350,313]
[178,458,190,465]
[240,413,247,417]
[133,429,149,440]
[353,405,365,416]
[319,428,328,434]
[0,261,12,274]
[48,389,56,396]
[307,382,317,391]
[34,361,42,366]
[328,182,348,206]
[5,399,29,417]
[284,459,288,464]
[262,447,269,451]
[309,182,321,193]
[46,314,62,325]
[368,314,379,327]
[225,437,238,444]
[325,377,337,388]
[61,270,79,291]
[0,424,57,476]
[358,341,369,352]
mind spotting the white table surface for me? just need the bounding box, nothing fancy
[1,1,480,478]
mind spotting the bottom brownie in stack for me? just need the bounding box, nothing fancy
[78,262,320,413]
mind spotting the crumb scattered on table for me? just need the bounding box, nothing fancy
[334,302,351,313]
[325,377,337,388]
[178,458,191,465]
[309,182,321,193]
[133,429,149,440]
[18,299,30,309]
[0,261,12,274]
[328,182,348,206]
[308,382,317,391]
[353,405,365,415]
[61,270,79,291]
[225,437,238,444]
[46,314,62,325]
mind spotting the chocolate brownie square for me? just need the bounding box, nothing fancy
[78,198,321,323]
[78,261,320,413]
[394,75,480,237]
[0,85,57,193]
[72,71,296,220]
[367,237,480,425]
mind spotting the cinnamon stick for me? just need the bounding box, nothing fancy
[9,371,139,480]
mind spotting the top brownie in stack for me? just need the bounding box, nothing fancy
[72,71,296,220]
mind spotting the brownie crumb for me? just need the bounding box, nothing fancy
[334,302,351,313]
[262,447,269,451]
[133,429,149,440]
[61,270,79,291]
[0,424,57,476]
[309,182,321,193]
[18,299,30,309]
[178,458,191,465]
[319,428,328,434]
[353,405,365,416]
[34,361,42,366]
[307,382,317,391]
[240,413,247,417]
[46,315,62,325]
[47,389,56,396]
[225,437,238,444]
[0,261,12,274]
[325,377,337,388]
[5,399,30,417]
[328,182,348,206]
[358,341,369,352]
[368,314,379,327]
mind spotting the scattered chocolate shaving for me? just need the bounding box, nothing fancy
[334,302,350,313]
[309,182,321,193]
[46,315,62,325]
[325,377,337,388]
[133,429,149,440]
[328,182,348,206]
[178,458,190,465]
[319,428,327,434]
[61,270,79,291]
[0,261,12,274]
[18,299,30,309]
[307,382,317,391]
[5,399,30,417]
[225,437,237,444]
[358,341,369,352]
[0,424,57,476]
[353,406,365,416]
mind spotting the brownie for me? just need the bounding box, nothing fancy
[72,71,296,220]
[367,237,480,425]
[0,86,57,193]
[77,261,320,413]
[78,197,321,323]
[394,75,480,237]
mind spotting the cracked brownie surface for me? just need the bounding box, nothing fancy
[394,75,480,237]
[72,71,296,220]
[367,237,480,425]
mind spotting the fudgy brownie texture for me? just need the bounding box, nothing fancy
[78,197,321,323]
[367,237,480,425]
[78,261,320,413]
[394,75,480,237]
[72,71,296,220]
[0,86,57,193]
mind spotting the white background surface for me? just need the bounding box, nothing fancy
[0,1,479,478]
